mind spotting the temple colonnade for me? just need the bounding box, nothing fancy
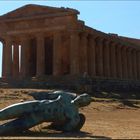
[1,30,140,80]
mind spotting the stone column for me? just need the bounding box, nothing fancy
[36,35,45,76]
[95,37,103,76]
[122,46,128,79]
[127,48,133,79]
[2,42,6,78]
[110,42,117,78]
[88,35,96,77]
[124,47,128,79]
[69,31,80,75]
[20,37,30,78]
[136,51,140,80]
[4,38,12,78]
[53,31,62,76]
[103,40,110,78]
[116,44,122,79]
[132,50,138,79]
[80,33,88,74]
[13,43,19,78]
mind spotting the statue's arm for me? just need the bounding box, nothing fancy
[0,100,41,120]
[29,92,59,100]
[62,107,80,131]
[30,91,76,100]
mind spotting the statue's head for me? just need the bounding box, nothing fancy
[71,93,93,107]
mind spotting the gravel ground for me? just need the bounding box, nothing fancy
[0,89,140,139]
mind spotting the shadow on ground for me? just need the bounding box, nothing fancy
[0,130,111,139]
[93,90,140,99]
[93,91,140,108]
[120,99,140,108]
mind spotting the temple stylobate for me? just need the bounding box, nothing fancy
[0,4,140,81]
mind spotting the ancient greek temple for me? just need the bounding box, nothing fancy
[0,4,140,80]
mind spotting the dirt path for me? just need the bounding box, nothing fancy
[0,89,140,139]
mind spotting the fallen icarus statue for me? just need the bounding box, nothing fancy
[0,91,93,135]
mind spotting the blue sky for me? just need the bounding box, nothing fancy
[0,1,140,77]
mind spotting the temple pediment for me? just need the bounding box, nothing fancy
[0,4,79,20]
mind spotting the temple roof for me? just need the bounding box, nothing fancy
[0,4,79,21]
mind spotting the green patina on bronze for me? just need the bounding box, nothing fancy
[0,91,93,135]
